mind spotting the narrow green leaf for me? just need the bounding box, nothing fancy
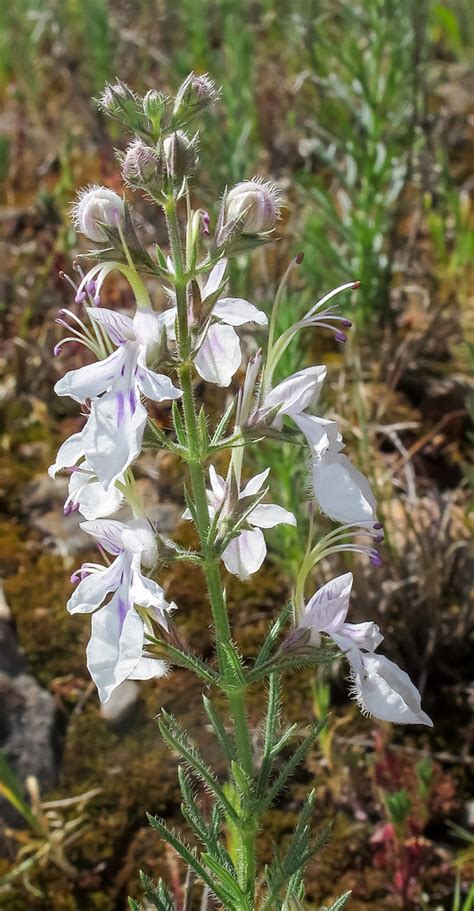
[202,695,236,764]
[172,400,187,447]
[262,719,327,811]
[0,750,37,830]
[253,603,293,671]
[201,854,248,908]
[146,637,218,685]
[158,711,239,823]
[146,813,229,905]
[183,485,199,527]
[220,641,247,688]
[325,891,352,911]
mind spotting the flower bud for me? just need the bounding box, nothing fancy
[122,139,160,187]
[72,186,125,243]
[225,179,281,234]
[173,72,219,125]
[143,89,167,123]
[163,131,199,182]
[99,80,135,115]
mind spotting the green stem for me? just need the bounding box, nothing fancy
[166,197,257,904]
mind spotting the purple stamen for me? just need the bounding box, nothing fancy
[295,251,304,264]
[75,291,87,304]
[200,210,210,235]
[374,534,384,544]
[370,551,383,567]
[335,331,347,343]
[373,522,384,530]
[342,319,352,328]
[86,279,97,295]
[53,343,62,356]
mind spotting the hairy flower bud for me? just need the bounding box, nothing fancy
[173,72,219,125]
[225,179,281,234]
[99,80,135,114]
[122,139,160,187]
[72,186,125,242]
[163,131,199,181]
[143,89,167,123]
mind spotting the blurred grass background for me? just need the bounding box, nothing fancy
[0,1,473,909]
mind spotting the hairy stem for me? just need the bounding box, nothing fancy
[166,195,257,903]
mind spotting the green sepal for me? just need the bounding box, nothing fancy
[128,899,143,911]
[210,398,236,446]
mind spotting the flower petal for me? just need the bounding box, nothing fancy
[82,391,147,489]
[48,432,84,478]
[239,468,271,498]
[133,308,167,347]
[352,654,433,726]
[265,366,327,417]
[250,503,297,528]
[341,620,383,652]
[136,352,182,402]
[222,527,267,580]
[312,453,377,525]
[79,518,126,554]
[69,471,123,520]
[130,569,174,630]
[194,324,241,386]
[294,414,342,455]
[302,573,353,635]
[67,556,124,614]
[54,346,126,403]
[89,308,135,346]
[212,297,268,327]
[202,259,227,299]
[86,600,145,702]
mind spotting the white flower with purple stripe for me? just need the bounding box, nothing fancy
[298,573,432,726]
[49,430,123,520]
[68,518,175,702]
[54,308,182,488]
[165,259,268,386]
[196,466,296,580]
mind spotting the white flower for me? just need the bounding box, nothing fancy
[194,261,267,386]
[298,573,432,726]
[49,431,123,520]
[166,259,268,386]
[261,365,327,429]
[54,308,182,488]
[225,179,281,234]
[201,466,296,580]
[72,186,125,243]
[293,415,377,526]
[68,518,175,702]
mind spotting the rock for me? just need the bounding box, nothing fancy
[0,617,58,831]
[99,680,139,724]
